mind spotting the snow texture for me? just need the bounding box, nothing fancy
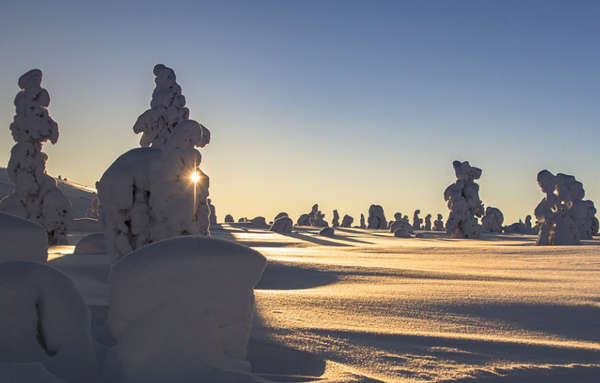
[106,236,266,383]
[433,214,444,231]
[331,210,340,227]
[269,213,293,234]
[73,233,106,255]
[340,214,353,227]
[535,170,598,245]
[97,65,211,262]
[0,261,97,383]
[224,214,234,223]
[412,209,422,231]
[297,204,328,227]
[482,206,504,233]
[444,160,484,238]
[0,69,71,245]
[0,212,47,264]
[367,204,387,229]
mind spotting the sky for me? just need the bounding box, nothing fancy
[1,0,599,224]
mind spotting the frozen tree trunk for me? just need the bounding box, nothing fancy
[0,70,71,245]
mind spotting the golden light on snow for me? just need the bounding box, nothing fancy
[190,171,201,184]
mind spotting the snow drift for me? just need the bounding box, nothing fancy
[106,236,266,383]
[0,212,47,264]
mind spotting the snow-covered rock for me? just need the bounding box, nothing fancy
[0,212,47,264]
[269,213,292,234]
[106,236,266,383]
[224,214,234,223]
[73,233,106,255]
[444,161,484,238]
[367,204,387,229]
[0,70,71,245]
[481,207,504,233]
[340,214,353,227]
[433,214,444,231]
[319,227,334,237]
[97,65,211,263]
[0,261,97,383]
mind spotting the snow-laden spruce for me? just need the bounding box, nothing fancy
[481,206,504,233]
[0,212,48,263]
[269,212,293,233]
[105,236,266,383]
[0,261,97,383]
[535,170,598,245]
[0,70,71,245]
[97,65,211,262]
[340,214,353,227]
[297,204,328,227]
[444,161,484,238]
[433,214,444,231]
[367,204,387,229]
[412,209,422,231]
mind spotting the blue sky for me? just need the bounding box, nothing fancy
[1,0,599,223]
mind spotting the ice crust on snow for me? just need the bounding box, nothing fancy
[0,70,71,245]
[97,65,211,262]
[482,206,504,233]
[106,236,266,383]
[0,261,97,383]
[0,212,47,264]
[367,204,387,229]
[444,161,484,238]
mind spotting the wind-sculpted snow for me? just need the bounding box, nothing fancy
[97,65,211,262]
[106,236,266,383]
[482,207,504,233]
[0,70,71,245]
[535,170,598,245]
[444,160,484,238]
[367,204,387,229]
[0,261,96,383]
[0,212,48,263]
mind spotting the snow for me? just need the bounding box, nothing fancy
[269,213,292,234]
[74,233,106,255]
[69,218,102,232]
[0,261,97,383]
[0,363,66,383]
[0,212,48,263]
[105,236,267,383]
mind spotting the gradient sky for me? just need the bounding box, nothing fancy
[1,0,599,224]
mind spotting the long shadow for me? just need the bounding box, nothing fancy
[255,261,339,290]
[434,302,600,343]
[329,232,373,245]
[283,232,351,247]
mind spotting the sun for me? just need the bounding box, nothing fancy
[190,171,201,184]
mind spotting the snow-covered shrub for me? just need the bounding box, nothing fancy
[106,236,266,383]
[481,207,504,233]
[0,212,47,263]
[0,69,71,245]
[73,233,106,255]
[97,65,211,262]
[0,261,97,383]
[444,161,484,238]
[433,214,444,231]
[269,213,292,233]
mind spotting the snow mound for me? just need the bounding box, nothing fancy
[0,212,47,263]
[0,261,97,383]
[69,217,102,232]
[107,236,267,383]
[74,233,106,255]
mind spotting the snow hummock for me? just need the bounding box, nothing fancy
[73,233,106,255]
[0,69,71,245]
[105,236,266,383]
[0,261,97,383]
[97,64,211,262]
[0,212,48,264]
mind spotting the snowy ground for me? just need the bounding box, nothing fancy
[50,226,600,382]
